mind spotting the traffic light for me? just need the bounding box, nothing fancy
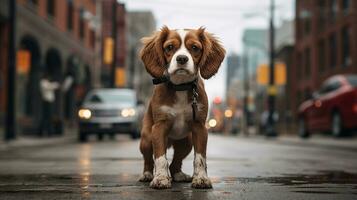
[213,96,222,105]
[103,37,114,64]
[115,67,126,87]
[275,62,286,85]
[256,62,286,86]
[257,63,269,85]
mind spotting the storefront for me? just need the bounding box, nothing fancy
[13,3,95,136]
[0,1,9,139]
[1,1,97,139]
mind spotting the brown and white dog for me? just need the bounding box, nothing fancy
[139,26,225,189]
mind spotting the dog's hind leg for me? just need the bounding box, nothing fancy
[170,133,193,182]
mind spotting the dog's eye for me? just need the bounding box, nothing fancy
[165,44,174,52]
[192,45,200,52]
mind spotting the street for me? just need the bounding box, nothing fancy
[0,134,356,200]
[0,0,357,199]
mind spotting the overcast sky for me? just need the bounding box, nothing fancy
[119,0,295,102]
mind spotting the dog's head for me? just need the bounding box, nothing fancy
[140,26,226,85]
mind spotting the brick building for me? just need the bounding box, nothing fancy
[101,0,126,88]
[292,0,357,115]
[126,11,156,103]
[1,0,99,135]
[275,20,295,133]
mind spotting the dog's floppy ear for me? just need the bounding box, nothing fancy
[140,26,170,78]
[198,27,226,79]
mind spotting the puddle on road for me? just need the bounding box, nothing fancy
[213,170,357,195]
[209,170,357,185]
[0,171,356,195]
[260,170,357,185]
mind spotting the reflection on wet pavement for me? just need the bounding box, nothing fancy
[1,135,357,199]
[0,171,356,196]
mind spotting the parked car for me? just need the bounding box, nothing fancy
[77,88,144,142]
[298,75,357,138]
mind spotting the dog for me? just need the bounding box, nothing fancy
[138,26,225,189]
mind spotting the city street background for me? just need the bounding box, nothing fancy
[0,0,357,199]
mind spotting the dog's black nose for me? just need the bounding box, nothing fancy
[176,55,189,65]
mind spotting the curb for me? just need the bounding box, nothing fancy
[228,133,357,152]
[0,134,77,151]
[263,135,357,152]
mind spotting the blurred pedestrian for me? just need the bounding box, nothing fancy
[39,71,59,136]
[62,73,75,127]
[62,74,74,93]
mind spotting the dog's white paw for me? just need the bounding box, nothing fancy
[173,172,192,182]
[139,171,154,182]
[191,175,212,189]
[150,175,172,189]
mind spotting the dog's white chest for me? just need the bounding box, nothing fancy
[160,92,192,140]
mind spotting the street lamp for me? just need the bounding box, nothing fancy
[242,37,268,135]
[241,41,250,135]
[266,0,277,137]
[241,0,278,137]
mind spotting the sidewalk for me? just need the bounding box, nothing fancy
[0,131,76,151]
[274,134,357,151]
[236,126,357,151]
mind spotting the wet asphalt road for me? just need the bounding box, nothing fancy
[0,134,357,200]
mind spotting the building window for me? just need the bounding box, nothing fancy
[329,34,337,68]
[297,90,303,108]
[342,27,351,67]
[318,40,326,72]
[27,0,38,11]
[329,0,338,22]
[47,0,56,18]
[299,9,311,37]
[79,8,85,40]
[297,19,302,40]
[304,48,311,78]
[317,0,326,31]
[67,0,74,31]
[342,0,351,14]
[90,30,95,49]
[304,17,311,36]
[28,0,38,5]
[297,52,303,80]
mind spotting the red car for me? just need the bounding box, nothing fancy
[298,75,357,138]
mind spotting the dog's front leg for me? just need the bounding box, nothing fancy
[191,122,212,189]
[150,122,172,189]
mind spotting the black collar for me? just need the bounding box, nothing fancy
[152,76,200,121]
[152,76,197,92]
[152,76,169,85]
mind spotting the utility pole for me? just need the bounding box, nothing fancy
[94,0,102,88]
[110,1,117,88]
[5,0,16,141]
[242,45,250,135]
[266,0,277,137]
